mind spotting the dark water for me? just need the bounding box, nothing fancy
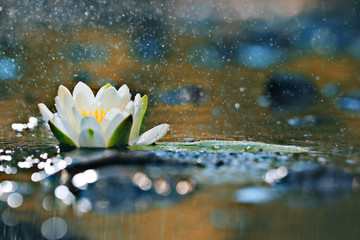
[1,1,360,239]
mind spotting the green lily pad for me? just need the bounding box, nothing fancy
[129,140,308,153]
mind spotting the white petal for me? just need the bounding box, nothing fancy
[117,85,131,111]
[74,93,91,112]
[95,83,111,100]
[130,124,169,146]
[63,92,76,127]
[55,96,72,125]
[99,86,118,110]
[118,84,131,101]
[52,115,79,146]
[63,92,75,112]
[57,85,72,105]
[104,112,130,144]
[89,100,101,113]
[118,94,129,111]
[100,108,121,131]
[112,94,123,110]
[51,114,66,134]
[38,103,53,122]
[73,81,95,104]
[124,101,135,116]
[133,94,142,121]
[79,129,106,148]
[72,107,83,133]
[80,116,103,134]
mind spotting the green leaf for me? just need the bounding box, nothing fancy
[48,121,77,147]
[107,114,133,147]
[129,140,308,153]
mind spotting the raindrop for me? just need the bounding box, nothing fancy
[64,157,72,165]
[0,180,18,193]
[0,155,12,161]
[41,217,67,240]
[132,172,152,191]
[42,196,56,211]
[256,96,271,108]
[75,198,92,213]
[176,180,192,195]
[27,117,38,129]
[83,169,98,184]
[154,179,171,196]
[11,123,27,132]
[7,192,23,208]
[1,209,19,226]
[54,185,70,200]
[72,173,88,189]
[235,186,275,204]
[31,172,44,182]
[263,166,288,184]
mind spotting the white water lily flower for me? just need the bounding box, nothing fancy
[38,81,169,148]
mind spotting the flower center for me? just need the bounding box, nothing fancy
[81,109,110,123]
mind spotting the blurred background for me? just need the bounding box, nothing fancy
[1,0,360,239]
[0,0,360,143]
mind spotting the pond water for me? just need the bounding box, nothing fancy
[1,1,360,239]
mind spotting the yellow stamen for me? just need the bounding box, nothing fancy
[81,109,110,123]
[100,109,104,121]
[95,109,99,122]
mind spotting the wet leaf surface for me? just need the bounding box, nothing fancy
[129,140,309,153]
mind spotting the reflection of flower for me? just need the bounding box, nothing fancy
[38,82,169,148]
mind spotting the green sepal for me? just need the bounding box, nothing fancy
[107,114,133,148]
[48,120,77,147]
[103,83,112,90]
[139,95,148,131]
[136,95,148,135]
[129,94,148,141]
